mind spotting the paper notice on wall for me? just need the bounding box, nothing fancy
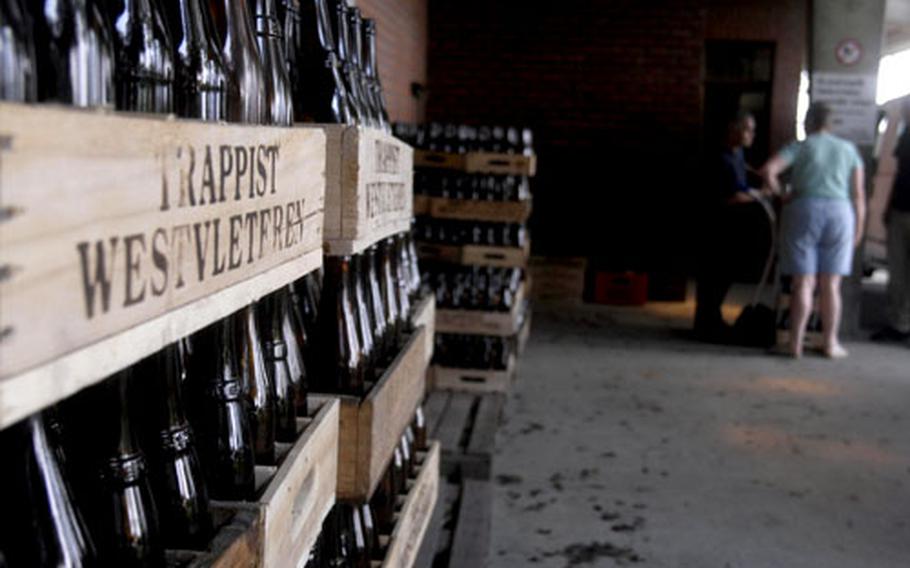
[811,72,878,145]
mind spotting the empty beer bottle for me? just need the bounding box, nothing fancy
[260,293,299,443]
[364,245,388,364]
[293,0,350,123]
[98,370,164,566]
[378,238,402,351]
[253,0,293,125]
[239,304,277,464]
[361,18,389,131]
[189,318,256,501]
[142,345,212,550]
[106,0,174,113]
[350,505,370,568]
[217,0,266,123]
[413,405,427,451]
[0,0,37,101]
[30,0,115,106]
[0,414,97,567]
[346,7,377,126]
[351,253,377,382]
[328,0,363,124]
[390,236,411,326]
[360,504,378,561]
[279,286,309,416]
[315,256,365,395]
[163,0,227,120]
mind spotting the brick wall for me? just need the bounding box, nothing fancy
[357,0,427,123]
[425,0,807,269]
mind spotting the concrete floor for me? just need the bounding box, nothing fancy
[489,298,910,568]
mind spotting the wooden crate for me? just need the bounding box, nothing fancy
[166,506,263,568]
[320,125,414,255]
[0,102,325,430]
[424,197,532,224]
[413,194,430,216]
[431,355,516,394]
[528,256,587,305]
[378,441,440,568]
[424,391,503,479]
[314,327,428,502]
[416,240,530,269]
[209,397,339,568]
[410,294,436,366]
[435,282,526,337]
[414,149,536,177]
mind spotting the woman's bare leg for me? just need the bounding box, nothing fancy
[819,273,847,357]
[789,274,816,357]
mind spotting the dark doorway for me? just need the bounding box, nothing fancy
[704,40,776,166]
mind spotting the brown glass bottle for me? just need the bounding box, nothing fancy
[30,0,115,106]
[106,0,174,113]
[239,304,277,464]
[361,17,389,131]
[378,238,402,352]
[315,256,365,395]
[0,0,37,101]
[98,370,164,567]
[260,293,299,442]
[292,0,350,123]
[364,245,389,363]
[253,0,293,125]
[279,286,309,416]
[328,0,363,124]
[142,344,212,550]
[218,0,267,123]
[351,254,377,382]
[389,235,411,329]
[190,317,256,501]
[413,405,427,451]
[345,7,377,127]
[163,0,227,120]
[0,414,97,567]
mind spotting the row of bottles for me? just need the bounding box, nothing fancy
[304,408,426,568]
[313,233,421,397]
[414,170,531,202]
[0,274,323,566]
[415,217,529,249]
[394,122,534,156]
[0,0,389,127]
[433,333,513,370]
[423,262,523,312]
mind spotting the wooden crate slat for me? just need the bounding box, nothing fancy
[320,125,413,256]
[416,240,529,268]
[410,294,436,365]
[433,393,473,454]
[316,326,428,502]
[412,479,457,568]
[381,442,440,568]
[448,479,493,568]
[0,250,321,430]
[422,390,449,440]
[424,197,532,224]
[0,102,326,428]
[465,394,503,458]
[165,506,262,568]
[432,355,516,394]
[414,150,536,177]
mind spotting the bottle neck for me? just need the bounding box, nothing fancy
[364,21,378,78]
[159,344,188,428]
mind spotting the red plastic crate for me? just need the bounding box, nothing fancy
[592,271,649,306]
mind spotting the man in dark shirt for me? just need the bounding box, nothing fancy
[873,98,910,342]
[694,111,760,341]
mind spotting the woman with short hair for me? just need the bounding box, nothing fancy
[761,102,866,358]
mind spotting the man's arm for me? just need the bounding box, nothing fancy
[852,166,866,248]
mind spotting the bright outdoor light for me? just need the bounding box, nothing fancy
[877,48,910,104]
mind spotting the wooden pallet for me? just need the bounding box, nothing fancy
[435,282,527,337]
[412,479,492,568]
[0,102,325,430]
[414,150,537,177]
[377,441,440,568]
[424,391,503,480]
[313,327,428,502]
[431,355,516,394]
[410,294,437,366]
[209,397,339,568]
[320,125,414,255]
[417,240,530,268]
[420,196,532,224]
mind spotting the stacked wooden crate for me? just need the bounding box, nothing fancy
[0,106,437,567]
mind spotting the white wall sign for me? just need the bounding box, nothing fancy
[811,71,878,144]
